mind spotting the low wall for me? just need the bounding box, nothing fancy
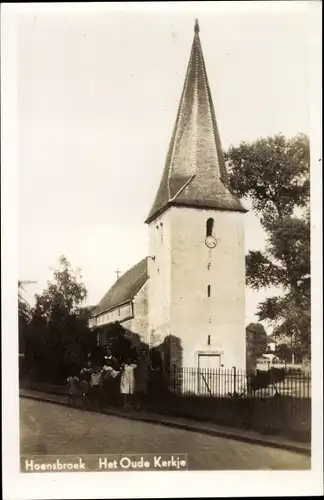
[148,394,311,442]
[21,380,67,396]
[20,378,311,442]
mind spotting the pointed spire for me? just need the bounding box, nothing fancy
[145,23,246,224]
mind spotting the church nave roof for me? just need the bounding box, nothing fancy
[93,257,148,317]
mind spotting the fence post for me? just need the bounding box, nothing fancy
[232,366,237,395]
[172,363,176,396]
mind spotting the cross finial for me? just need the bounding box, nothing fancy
[194,19,200,34]
[115,268,121,280]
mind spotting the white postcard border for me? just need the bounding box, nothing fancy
[1,2,323,499]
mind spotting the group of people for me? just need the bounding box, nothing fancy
[66,348,151,410]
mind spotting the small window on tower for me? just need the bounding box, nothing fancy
[207,335,211,346]
[207,285,211,297]
[160,223,163,243]
[206,218,214,237]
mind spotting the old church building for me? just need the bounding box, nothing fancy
[89,20,247,371]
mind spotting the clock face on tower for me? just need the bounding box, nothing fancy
[205,236,217,249]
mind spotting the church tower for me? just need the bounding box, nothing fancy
[146,21,247,371]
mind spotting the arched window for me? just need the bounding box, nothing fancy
[206,218,214,237]
[207,285,211,297]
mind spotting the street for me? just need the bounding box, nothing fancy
[20,398,310,471]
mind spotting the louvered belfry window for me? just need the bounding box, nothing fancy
[206,218,214,237]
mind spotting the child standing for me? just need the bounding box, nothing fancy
[80,361,92,407]
[67,374,80,406]
[90,366,102,407]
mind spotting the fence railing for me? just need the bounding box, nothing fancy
[256,361,311,374]
[169,366,311,399]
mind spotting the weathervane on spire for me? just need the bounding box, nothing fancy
[194,19,200,34]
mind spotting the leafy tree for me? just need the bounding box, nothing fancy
[246,322,268,371]
[24,256,91,383]
[226,133,310,357]
[18,280,35,322]
[275,343,291,362]
[18,280,36,357]
[226,133,309,224]
[275,341,304,365]
[33,255,87,322]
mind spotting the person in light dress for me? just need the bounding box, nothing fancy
[120,359,137,409]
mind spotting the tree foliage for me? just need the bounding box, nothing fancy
[246,322,268,371]
[227,133,309,225]
[275,343,291,363]
[226,133,310,357]
[18,280,36,355]
[18,280,33,323]
[22,256,92,383]
[33,255,87,322]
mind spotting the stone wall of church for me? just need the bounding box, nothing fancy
[147,210,172,348]
[169,206,246,370]
[147,204,246,370]
[123,281,149,346]
[90,302,133,329]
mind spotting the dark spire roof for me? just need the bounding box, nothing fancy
[145,21,246,224]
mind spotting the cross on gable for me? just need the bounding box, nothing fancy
[115,268,121,280]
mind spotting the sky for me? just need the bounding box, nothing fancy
[17,2,312,328]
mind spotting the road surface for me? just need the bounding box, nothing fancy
[20,398,310,471]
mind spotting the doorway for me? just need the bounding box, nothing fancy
[198,354,221,396]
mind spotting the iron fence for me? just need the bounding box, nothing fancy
[169,366,311,399]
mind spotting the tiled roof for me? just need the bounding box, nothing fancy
[93,258,148,316]
[145,20,246,224]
